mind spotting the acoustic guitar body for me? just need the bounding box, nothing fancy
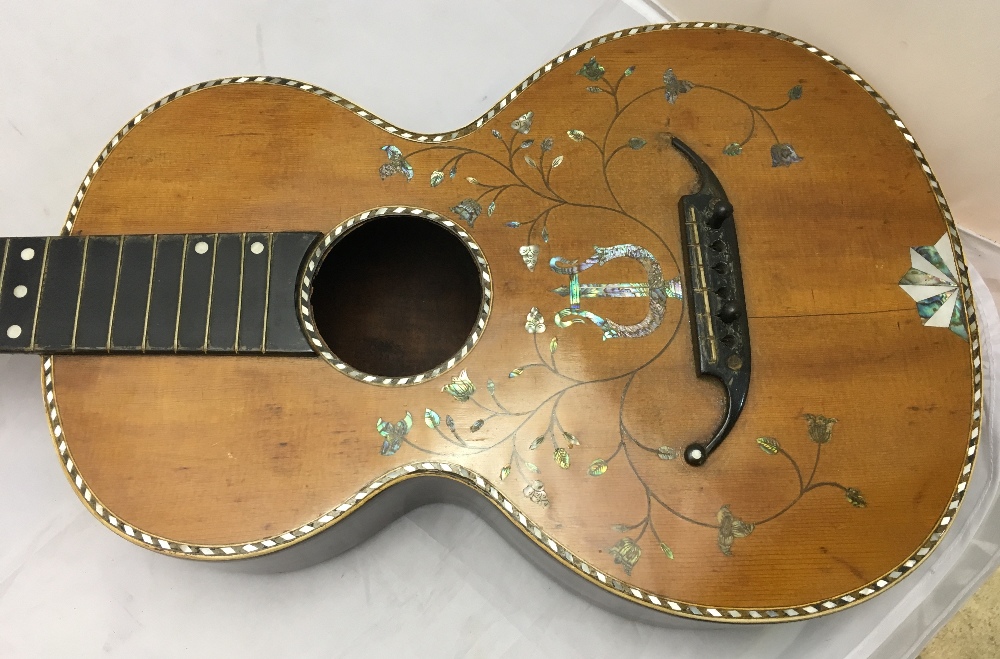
[9,24,979,623]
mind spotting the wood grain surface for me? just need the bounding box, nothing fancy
[46,27,976,615]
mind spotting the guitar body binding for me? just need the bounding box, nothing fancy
[14,23,981,623]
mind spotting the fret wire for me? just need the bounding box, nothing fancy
[141,234,158,353]
[106,236,125,352]
[71,236,90,351]
[0,240,9,319]
[203,234,218,353]
[173,234,189,353]
[234,232,245,354]
[29,237,52,350]
[261,233,273,354]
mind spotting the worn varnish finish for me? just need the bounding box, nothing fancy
[38,27,976,619]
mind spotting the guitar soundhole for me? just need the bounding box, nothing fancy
[310,215,483,378]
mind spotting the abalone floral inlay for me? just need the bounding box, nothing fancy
[373,56,863,576]
[753,421,868,520]
[441,370,476,403]
[716,505,754,556]
[524,307,545,334]
[377,63,803,242]
[376,412,413,456]
[609,537,642,575]
[378,145,413,181]
[607,414,864,565]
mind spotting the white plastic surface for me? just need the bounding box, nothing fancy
[0,2,997,657]
[656,0,1000,247]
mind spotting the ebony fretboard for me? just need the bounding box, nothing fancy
[0,232,320,355]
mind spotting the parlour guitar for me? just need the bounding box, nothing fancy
[0,24,980,623]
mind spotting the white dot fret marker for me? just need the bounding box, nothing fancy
[194,241,209,255]
[13,285,27,298]
[250,241,264,255]
[20,248,35,261]
[7,325,21,339]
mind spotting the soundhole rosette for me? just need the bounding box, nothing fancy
[300,206,492,386]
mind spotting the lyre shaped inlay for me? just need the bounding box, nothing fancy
[549,244,682,340]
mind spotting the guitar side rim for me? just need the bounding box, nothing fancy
[40,22,984,623]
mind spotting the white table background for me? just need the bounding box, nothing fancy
[1,2,998,657]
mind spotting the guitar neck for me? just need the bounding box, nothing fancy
[0,232,319,355]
